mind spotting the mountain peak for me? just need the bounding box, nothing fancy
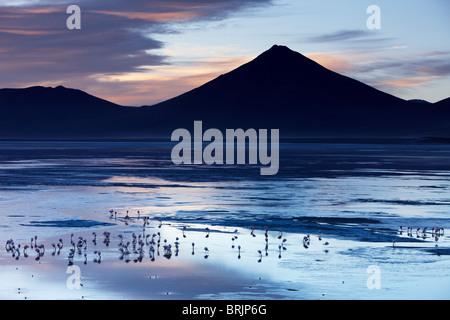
[247,44,325,75]
[259,44,306,60]
[268,44,293,52]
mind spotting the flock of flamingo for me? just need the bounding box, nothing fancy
[2,209,447,266]
[3,209,333,266]
[394,225,445,247]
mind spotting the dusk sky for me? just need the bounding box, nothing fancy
[1,0,449,106]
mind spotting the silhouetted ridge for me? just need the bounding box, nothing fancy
[0,45,449,139]
[435,97,450,108]
[0,86,132,138]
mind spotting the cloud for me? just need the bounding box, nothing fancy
[303,48,450,100]
[0,28,61,35]
[303,29,450,98]
[89,10,204,22]
[306,29,394,45]
[0,0,272,104]
[90,53,253,105]
[308,30,369,42]
[373,76,441,88]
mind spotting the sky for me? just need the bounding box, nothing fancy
[0,0,449,106]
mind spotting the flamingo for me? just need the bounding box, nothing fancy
[5,239,14,251]
[163,244,172,259]
[323,241,330,252]
[57,239,63,254]
[93,250,101,263]
[13,244,20,260]
[407,226,412,237]
[35,248,43,261]
[281,238,287,248]
[103,232,111,246]
[36,244,45,253]
[277,228,283,240]
[422,227,428,239]
[303,235,310,249]
[174,240,180,255]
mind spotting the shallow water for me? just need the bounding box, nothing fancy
[1,141,450,299]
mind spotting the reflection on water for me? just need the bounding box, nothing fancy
[1,141,450,299]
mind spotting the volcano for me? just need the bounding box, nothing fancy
[0,45,448,139]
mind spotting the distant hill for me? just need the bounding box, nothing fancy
[0,85,132,137]
[0,45,448,140]
[435,97,450,108]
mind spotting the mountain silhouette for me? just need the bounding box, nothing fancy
[0,45,448,139]
[0,85,132,137]
[135,45,433,138]
[435,97,450,108]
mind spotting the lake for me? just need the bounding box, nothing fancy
[1,141,450,299]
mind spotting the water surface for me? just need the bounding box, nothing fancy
[1,141,450,299]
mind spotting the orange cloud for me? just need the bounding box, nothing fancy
[304,50,384,74]
[19,7,64,14]
[90,54,252,106]
[304,52,353,72]
[90,10,203,22]
[375,76,440,88]
[151,2,212,10]
[0,29,60,35]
